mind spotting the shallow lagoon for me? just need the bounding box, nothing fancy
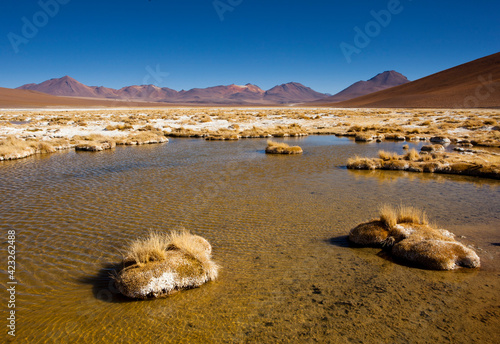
[1,136,499,343]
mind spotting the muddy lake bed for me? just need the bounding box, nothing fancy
[1,135,499,343]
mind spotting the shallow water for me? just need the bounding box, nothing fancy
[1,136,499,343]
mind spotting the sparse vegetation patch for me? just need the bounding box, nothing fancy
[114,230,219,299]
[349,205,480,270]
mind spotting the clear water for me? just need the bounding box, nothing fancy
[1,136,499,343]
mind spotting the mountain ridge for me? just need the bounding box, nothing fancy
[17,77,329,104]
[312,71,410,103]
[322,52,500,108]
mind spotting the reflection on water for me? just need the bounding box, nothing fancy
[0,136,499,343]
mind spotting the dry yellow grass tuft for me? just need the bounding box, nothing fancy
[115,131,168,145]
[123,229,214,268]
[124,231,169,267]
[166,230,214,272]
[75,135,116,151]
[378,150,399,161]
[349,205,480,270]
[347,149,500,179]
[395,204,428,226]
[265,140,303,154]
[0,136,71,160]
[115,229,219,298]
[379,204,398,228]
[404,148,420,161]
[378,204,427,229]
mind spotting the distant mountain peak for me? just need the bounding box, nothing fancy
[264,82,328,103]
[369,70,409,84]
[316,70,410,103]
[327,52,500,108]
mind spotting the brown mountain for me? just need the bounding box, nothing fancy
[18,76,99,98]
[17,78,328,104]
[176,84,265,104]
[318,71,410,103]
[264,82,328,103]
[0,87,169,108]
[327,52,500,108]
[117,85,179,101]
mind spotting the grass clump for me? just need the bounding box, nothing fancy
[350,204,480,270]
[379,204,398,228]
[404,148,420,161]
[347,149,500,180]
[378,150,399,161]
[115,229,219,298]
[125,231,168,266]
[265,140,303,154]
[0,136,32,160]
[395,204,428,226]
[379,204,427,229]
[123,229,213,267]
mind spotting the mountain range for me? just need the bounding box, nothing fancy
[5,52,498,108]
[17,77,328,105]
[16,71,409,105]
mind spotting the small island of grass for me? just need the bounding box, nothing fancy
[349,205,480,270]
[113,230,219,299]
[265,140,303,154]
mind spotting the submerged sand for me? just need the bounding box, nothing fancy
[0,136,499,343]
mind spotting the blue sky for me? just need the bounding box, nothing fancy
[1,0,499,93]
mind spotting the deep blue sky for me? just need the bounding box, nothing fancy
[1,0,499,93]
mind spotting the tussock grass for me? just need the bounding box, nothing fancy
[379,204,398,228]
[239,126,270,138]
[116,229,218,298]
[115,131,168,145]
[166,127,205,138]
[347,149,500,180]
[265,140,303,154]
[123,229,213,267]
[404,148,420,161]
[125,231,169,266]
[75,135,116,151]
[0,136,70,160]
[378,150,399,161]
[33,141,57,154]
[354,132,376,142]
[167,230,212,264]
[350,204,479,270]
[379,204,427,228]
[0,136,32,160]
[205,129,240,140]
[395,205,428,225]
[346,156,381,170]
